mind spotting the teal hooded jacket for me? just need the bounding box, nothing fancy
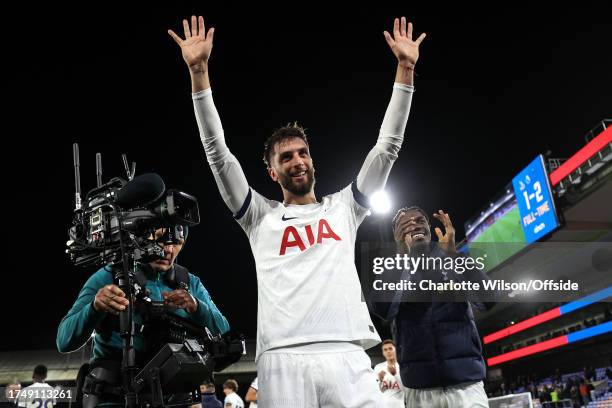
[56,265,230,360]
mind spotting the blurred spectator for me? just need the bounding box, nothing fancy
[570,384,580,408]
[586,366,596,381]
[1,381,21,408]
[17,365,55,408]
[538,385,550,403]
[200,382,222,408]
[222,380,244,408]
[550,386,559,403]
[553,368,561,383]
[579,379,590,405]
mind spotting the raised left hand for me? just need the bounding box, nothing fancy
[433,210,456,254]
[384,17,426,68]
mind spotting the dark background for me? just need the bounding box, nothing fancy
[5,3,611,351]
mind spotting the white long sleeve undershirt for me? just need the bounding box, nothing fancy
[192,83,414,215]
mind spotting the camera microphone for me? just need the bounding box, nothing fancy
[115,173,166,209]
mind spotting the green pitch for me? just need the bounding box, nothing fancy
[468,206,527,272]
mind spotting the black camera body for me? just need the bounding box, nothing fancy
[67,173,200,269]
[129,300,245,408]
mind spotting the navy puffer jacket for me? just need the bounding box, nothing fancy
[392,300,487,388]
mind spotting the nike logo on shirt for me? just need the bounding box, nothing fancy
[282,214,298,221]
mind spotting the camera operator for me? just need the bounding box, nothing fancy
[56,227,230,405]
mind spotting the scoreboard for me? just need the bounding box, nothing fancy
[512,154,560,243]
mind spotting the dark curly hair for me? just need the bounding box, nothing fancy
[262,121,309,168]
[392,206,430,233]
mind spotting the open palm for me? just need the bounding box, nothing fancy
[384,17,426,68]
[168,16,215,68]
[433,210,456,254]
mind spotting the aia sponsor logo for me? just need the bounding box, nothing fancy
[381,379,400,391]
[279,218,341,255]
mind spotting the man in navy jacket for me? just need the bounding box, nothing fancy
[372,206,494,407]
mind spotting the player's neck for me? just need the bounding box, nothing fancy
[386,359,397,365]
[282,189,317,205]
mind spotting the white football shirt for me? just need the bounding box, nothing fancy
[374,361,405,405]
[17,383,56,408]
[192,82,414,361]
[224,392,244,408]
[237,185,381,360]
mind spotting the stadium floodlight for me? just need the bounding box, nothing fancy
[370,190,391,214]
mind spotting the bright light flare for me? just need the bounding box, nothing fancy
[370,190,391,214]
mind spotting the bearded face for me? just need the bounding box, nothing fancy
[277,164,315,196]
[269,137,316,196]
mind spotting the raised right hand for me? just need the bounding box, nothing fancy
[168,16,215,70]
[93,284,129,314]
